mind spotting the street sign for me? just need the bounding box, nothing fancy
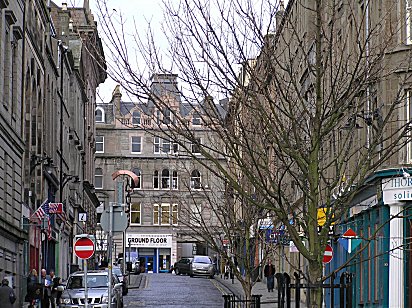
[74,237,95,259]
[100,207,128,232]
[79,212,87,222]
[323,244,333,264]
[338,228,362,253]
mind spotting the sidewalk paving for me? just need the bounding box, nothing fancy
[214,273,306,307]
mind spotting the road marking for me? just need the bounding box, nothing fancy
[210,279,229,295]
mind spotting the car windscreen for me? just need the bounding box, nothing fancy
[193,256,212,264]
[67,275,108,289]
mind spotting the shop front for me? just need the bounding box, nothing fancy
[126,234,173,273]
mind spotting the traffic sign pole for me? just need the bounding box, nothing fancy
[108,201,113,307]
[74,236,94,308]
[84,259,88,308]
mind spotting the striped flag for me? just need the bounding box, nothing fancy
[30,199,49,221]
[49,203,63,214]
[30,199,52,241]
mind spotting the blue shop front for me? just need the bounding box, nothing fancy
[326,171,412,308]
[126,233,173,273]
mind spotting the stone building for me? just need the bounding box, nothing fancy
[0,1,105,305]
[95,74,227,273]
[0,0,26,302]
[229,1,412,307]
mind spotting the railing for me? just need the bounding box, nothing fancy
[222,294,262,308]
[275,272,354,308]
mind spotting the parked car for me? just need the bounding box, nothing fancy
[190,255,215,278]
[173,257,193,275]
[112,266,128,295]
[58,270,123,308]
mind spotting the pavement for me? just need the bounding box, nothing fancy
[128,272,306,307]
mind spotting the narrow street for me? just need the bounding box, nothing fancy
[125,273,225,307]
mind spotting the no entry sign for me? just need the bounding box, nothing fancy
[74,237,95,259]
[323,244,333,264]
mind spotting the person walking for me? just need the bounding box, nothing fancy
[264,259,275,292]
[49,270,57,308]
[0,278,16,308]
[26,269,38,308]
[40,269,52,308]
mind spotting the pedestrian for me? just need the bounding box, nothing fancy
[26,269,38,307]
[49,270,57,308]
[51,275,62,307]
[264,259,275,292]
[40,268,52,308]
[0,278,16,308]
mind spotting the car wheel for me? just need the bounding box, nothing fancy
[209,275,214,279]
[175,268,180,275]
[190,274,194,277]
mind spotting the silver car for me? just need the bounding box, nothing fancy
[190,255,215,278]
[58,270,123,308]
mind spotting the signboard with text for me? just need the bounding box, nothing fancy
[382,177,412,203]
[127,234,172,248]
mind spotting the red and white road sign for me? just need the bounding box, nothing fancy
[74,237,95,259]
[323,244,333,264]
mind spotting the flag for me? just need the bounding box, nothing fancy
[30,199,52,241]
[47,218,52,241]
[30,199,49,222]
[49,203,63,214]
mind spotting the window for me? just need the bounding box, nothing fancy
[156,110,161,125]
[163,108,171,124]
[161,204,170,224]
[407,0,412,44]
[131,168,141,189]
[153,204,159,225]
[172,171,178,189]
[161,169,170,189]
[153,203,176,225]
[95,136,104,153]
[190,170,201,189]
[153,170,159,189]
[172,204,178,225]
[192,112,201,125]
[191,204,202,225]
[131,136,142,153]
[191,138,201,154]
[130,202,141,225]
[132,111,141,125]
[95,168,103,189]
[95,107,105,123]
[154,137,173,154]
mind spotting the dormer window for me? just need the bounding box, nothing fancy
[132,111,141,125]
[95,107,105,123]
[163,108,172,124]
[192,112,201,126]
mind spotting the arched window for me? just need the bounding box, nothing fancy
[153,170,159,189]
[131,168,142,189]
[95,107,105,123]
[190,170,201,189]
[161,169,170,189]
[95,168,103,189]
[132,111,141,125]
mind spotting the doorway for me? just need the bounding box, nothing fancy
[139,256,156,273]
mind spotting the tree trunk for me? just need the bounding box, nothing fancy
[308,260,323,308]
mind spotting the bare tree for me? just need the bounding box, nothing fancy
[92,0,412,306]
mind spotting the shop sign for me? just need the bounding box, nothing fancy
[127,234,172,248]
[265,229,290,246]
[382,177,412,203]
